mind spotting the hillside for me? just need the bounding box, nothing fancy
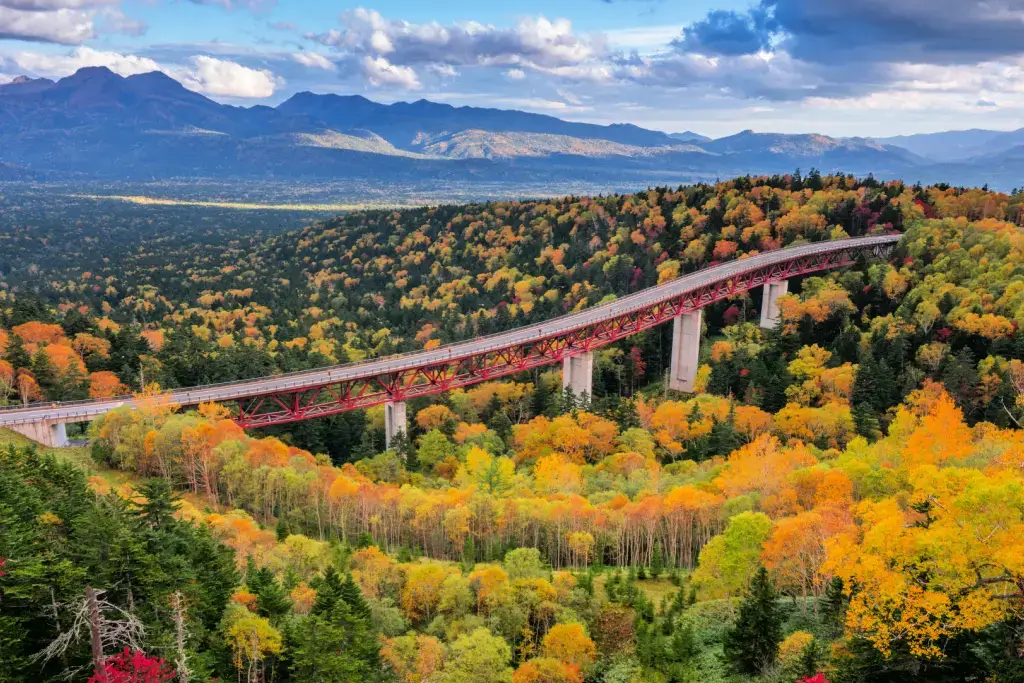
[3,174,1024,682]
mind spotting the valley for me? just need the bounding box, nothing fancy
[2,174,1024,682]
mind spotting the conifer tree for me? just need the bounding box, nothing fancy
[650,539,665,578]
[722,566,784,674]
[339,572,373,622]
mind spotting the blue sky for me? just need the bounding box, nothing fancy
[2,0,1023,137]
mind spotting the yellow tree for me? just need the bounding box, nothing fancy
[225,612,283,683]
[823,466,1024,658]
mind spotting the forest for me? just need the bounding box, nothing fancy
[2,172,1024,682]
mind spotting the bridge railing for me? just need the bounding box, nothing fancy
[0,234,899,420]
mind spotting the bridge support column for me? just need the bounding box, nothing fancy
[562,352,594,400]
[760,280,789,329]
[8,420,69,448]
[668,310,702,393]
[384,401,407,451]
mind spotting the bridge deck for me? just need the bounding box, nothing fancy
[0,235,899,427]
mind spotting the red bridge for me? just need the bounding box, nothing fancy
[0,235,899,447]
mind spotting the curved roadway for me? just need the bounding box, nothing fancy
[0,235,899,427]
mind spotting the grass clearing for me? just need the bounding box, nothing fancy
[592,572,682,605]
[0,427,135,488]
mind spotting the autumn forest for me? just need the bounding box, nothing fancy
[2,173,1024,683]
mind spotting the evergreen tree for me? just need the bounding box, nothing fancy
[275,516,291,542]
[311,566,345,617]
[615,398,640,430]
[247,566,292,623]
[650,539,665,578]
[709,411,740,456]
[3,333,31,370]
[30,347,57,397]
[353,430,379,461]
[339,572,373,622]
[530,375,552,418]
[462,535,476,571]
[389,430,415,467]
[722,566,784,675]
[821,576,848,636]
[135,478,179,531]
[289,611,381,683]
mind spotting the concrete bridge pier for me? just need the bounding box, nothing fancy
[760,280,789,329]
[8,420,70,448]
[668,310,702,393]
[384,401,407,451]
[562,351,594,400]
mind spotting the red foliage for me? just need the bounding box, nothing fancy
[723,305,741,325]
[0,556,6,577]
[89,649,175,683]
[628,347,645,377]
[798,674,829,683]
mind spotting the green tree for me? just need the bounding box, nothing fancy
[691,511,772,600]
[650,539,665,578]
[440,628,513,683]
[722,566,784,675]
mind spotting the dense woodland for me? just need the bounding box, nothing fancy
[2,173,1024,682]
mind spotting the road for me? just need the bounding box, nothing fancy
[0,235,899,426]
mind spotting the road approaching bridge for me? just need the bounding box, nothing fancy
[0,235,899,447]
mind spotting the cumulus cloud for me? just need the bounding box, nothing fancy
[6,45,283,99]
[0,1,144,44]
[361,55,420,89]
[176,55,281,98]
[8,45,158,76]
[292,51,335,71]
[0,6,95,43]
[505,68,526,81]
[308,9,601,69]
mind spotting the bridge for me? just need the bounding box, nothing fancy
[0,235,899,448]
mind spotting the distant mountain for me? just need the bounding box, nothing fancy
[874,129,1012,161]
[669,131,711,143]
[0,66,1008,188]
[277,91,682,149]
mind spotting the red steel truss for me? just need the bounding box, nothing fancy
[233,240,894,428]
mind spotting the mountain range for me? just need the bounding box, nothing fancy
[1,66,1022,190]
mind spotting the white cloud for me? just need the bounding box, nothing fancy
[292,51,335,71]
[0,6,94,43]
[0,1,143,44]
[361,55,420,89]
[9,46,159,77]
[4,46,283,99]
[505,68,525,80]
[176,55,281,98]
[428,63,457,77]
[309,9,601,69]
